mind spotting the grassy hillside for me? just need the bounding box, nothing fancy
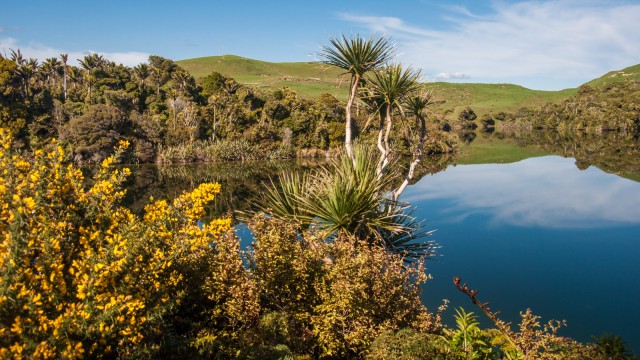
[177,55,638,118]
[585,63,640,87]
[177,55,351,99]
[423,82,574,119]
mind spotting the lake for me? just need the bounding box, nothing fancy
[125,130,640,353]
[403,154,640,352]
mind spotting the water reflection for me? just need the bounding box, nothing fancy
[496,129,640,180]
[404,156,640,228]
[122,160,322,217]
[403,154,640,352]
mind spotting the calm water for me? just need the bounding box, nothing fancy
[403,155,640,351]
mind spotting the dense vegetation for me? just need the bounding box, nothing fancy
[495,80,640,133]
[0,50,455,166]
[2,130,631,359]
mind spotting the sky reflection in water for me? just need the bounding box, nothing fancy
[403,155,640,352]
[404,156,640,229]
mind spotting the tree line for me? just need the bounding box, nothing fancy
[0,49,455,165]
[493,81,640,134]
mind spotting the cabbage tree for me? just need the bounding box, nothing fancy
[318,34,394,160]
[365,64,421,181]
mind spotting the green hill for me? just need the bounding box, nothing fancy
[177,55,350,99]
[585,63,640,87]
[423,82,574,119]
[177,55,638,118]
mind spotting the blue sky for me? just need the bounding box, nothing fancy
[1,0,639,90]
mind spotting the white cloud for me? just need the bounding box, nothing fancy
[339,1,640,90]
[433,72,469,80]
[0,37,149,67]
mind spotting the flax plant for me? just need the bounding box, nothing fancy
[258,145,435,260]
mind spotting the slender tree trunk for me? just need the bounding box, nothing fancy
[376,105,393,177]
[212,105,217,142]
[345,75,360,160]
[20,79,26,99]
[393,114,427,200]
[382,105,393,171]
[63,67,67,101]
[376,108,386,177]
[393,158,419,201]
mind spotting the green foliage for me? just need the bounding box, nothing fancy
[201,71,238,98]
[368,329,449,359]
[0,56,29,144]
[310,233,437,358]
[498,80,640,133]
[442,308,494,359]
[156,139,294,164]
[296,148,399,238]
[367,64,422,110]
[593,333,638,359]
[258,146,436,259]
[185,229,260,358]
[1,49,459,164]
[318,34,394,79]
[59,104,129,163]
[261,171,310,220]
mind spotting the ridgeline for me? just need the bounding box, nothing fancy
[177,55,640,119]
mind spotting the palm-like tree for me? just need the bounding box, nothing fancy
[66,66,80,94]
[392,92,441,199]
[78,53,104,103]
[60,53,68,100]
[171,69,196,97]
[318,34,394,160]
[14,58,38,100]
[366,64,421,178]
[9,49,24,64]
[11,49,33,101]
[133,63,150,89]
[150,65,164,97]
[40,57,61,90]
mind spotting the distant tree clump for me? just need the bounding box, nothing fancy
[497,80,640,133]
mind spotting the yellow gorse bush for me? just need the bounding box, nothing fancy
[0,130,231,359]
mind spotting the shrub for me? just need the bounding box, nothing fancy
[368,329,448,360]
[247,215,441,358]
[0,130,232,358]
[458,107,477,122]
